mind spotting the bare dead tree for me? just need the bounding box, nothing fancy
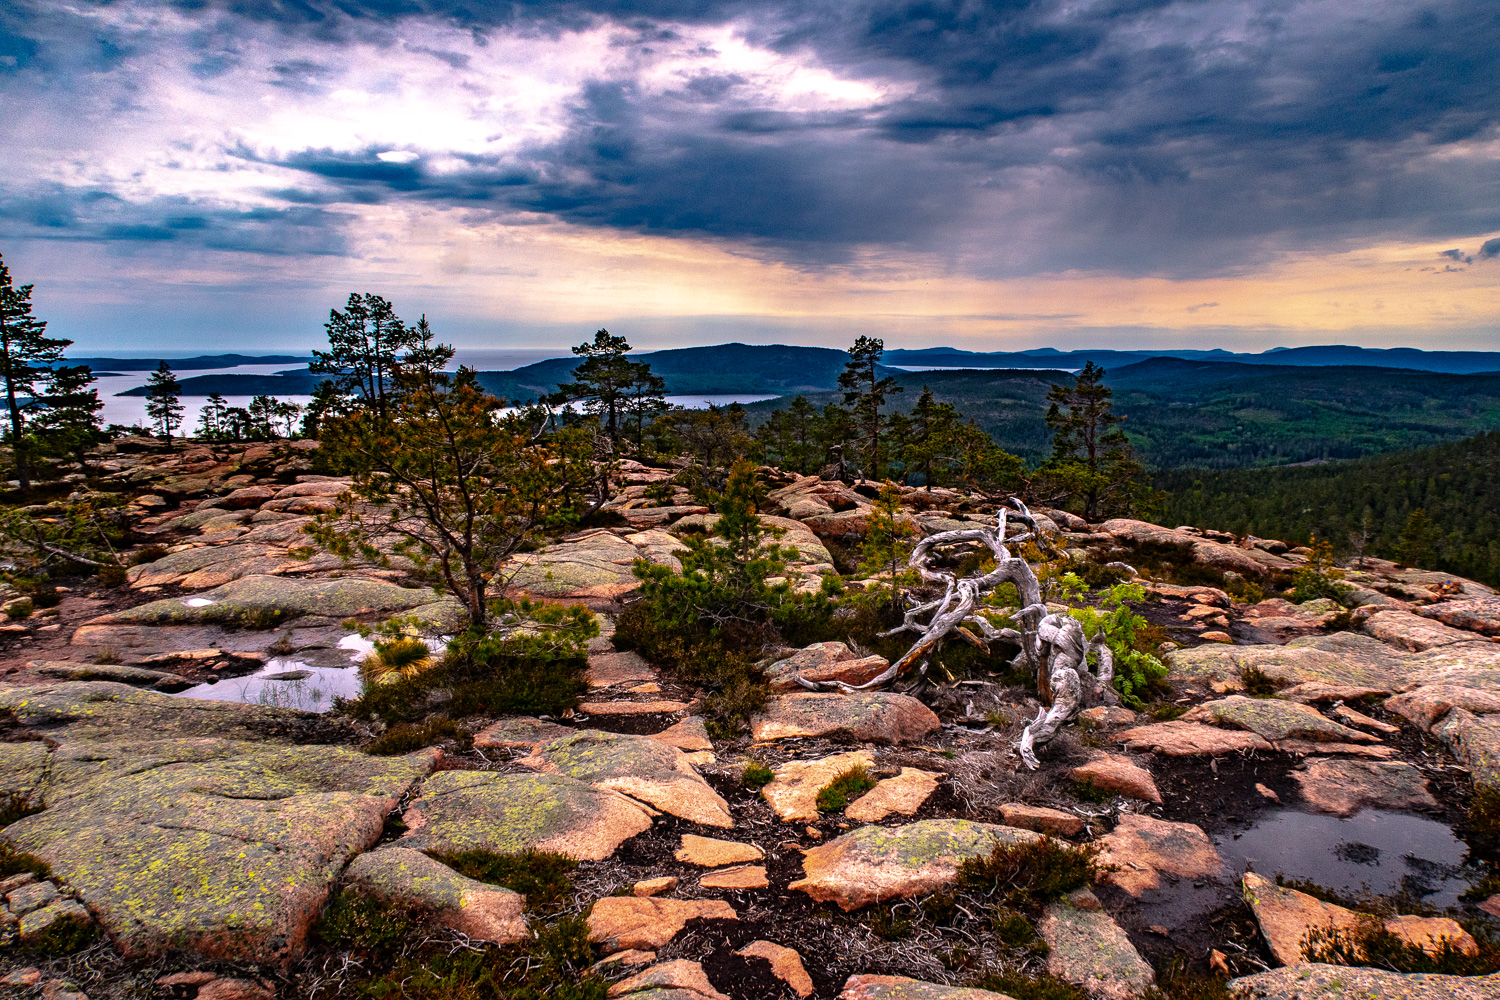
[1016,612,1115,770]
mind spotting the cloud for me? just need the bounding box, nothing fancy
[1481,237,1500,259]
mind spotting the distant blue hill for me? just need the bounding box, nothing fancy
[68,354,310,372]
[882,344,1500,375]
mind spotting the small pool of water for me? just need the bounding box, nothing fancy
[1215,809,1480,909]
[174,658,363,713]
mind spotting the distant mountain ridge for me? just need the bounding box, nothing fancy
[883,344,1500,374]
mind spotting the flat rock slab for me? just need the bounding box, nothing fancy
[101,575,447,626]
[751,693,939,743]
[1182,695,1376,744]
[1114,721,1273,756]
[519,730,733,828]
[580,701,692,716]
[1292,758,1438,817]
[762,751,875,822]
[1363,610,1484,651]
[764,642,891,693]
[1386,685,1500,731]
[998,803,1085,837]
[1097,814,1223,896]
[1434,709,1500,789]
[607,959,728,1000]
[1040,888,1155,1000]
[1071,756,1162,804]
[699,865,769,889]
[790,818,1039,910]
[589,650,659,689]
[29,661,192,690]
[675,834,764,867]
[587,897,737,952]
[1167,632,1409,692]
[400,771,655,861]
[472,717,576,751]
[846,768,941,822]
[1241,872,1476,967]
[1232,964,1500,1000]
[344,847,527,944]
[507,532,649,599]
[737,941,814,997]
[2,735,434,966]
[839,975,1017,1000]
[1419,596,1500,636]
[648,717,713,752]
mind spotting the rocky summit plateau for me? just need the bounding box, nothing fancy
[1,437,1499,1000]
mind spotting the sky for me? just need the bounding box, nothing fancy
[2,0,1499,354]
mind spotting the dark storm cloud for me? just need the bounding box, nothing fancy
[9,0,1500,278]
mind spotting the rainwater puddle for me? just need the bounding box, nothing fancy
[171,633,374,713]
[1214,809,1480,909]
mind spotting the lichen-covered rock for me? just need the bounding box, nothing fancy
[400,771,655,861]
[587,897,737,952]
[1096,815,1222,896]
[1418,596,1500,636]
[789,818,1039,910]
[1291,758,1437,817]
[3,735,435,965]
[1232,963,1500,1000]
[1114,721,1272,756]
[1166,632,1409,692]
[472,717,576,751]
[1385,685,1500,730]
[507,531,644,599]
[344,847,527,943]
[1362,610,1486,652]
[1434,708,1500,789]
[998,803,1084,837]
[839,975,1017,1000]
[102,575,447,626]
[0,681,324,744]
[1039,888,1155,1000]
[518,730,733,828]
[751,693,939,743]
[29,661,192,690]
[1182,696,1377,744]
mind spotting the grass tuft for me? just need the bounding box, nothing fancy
[816,765,877,812]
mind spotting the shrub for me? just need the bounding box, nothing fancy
[313,890,426,957]
[436,849,577,916]
[1240,665,1279,697]
[3,598,32,620]
[1063,580,1168,706]
[974,972,1087,1000]
[0,842,51,880]
[366,718,470,756]
[957,837,1102,910]
[1302,918,1500,975]
[1290,537,1354,605]
[816,765,877,811]
[1468,784,1500,841]
[742,761,774,789]
[0,791,42,827]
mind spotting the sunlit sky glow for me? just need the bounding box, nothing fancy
[2,0,1498,353]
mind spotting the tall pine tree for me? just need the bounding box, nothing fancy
[838,335,901,479]
[0,253,70,491]
[144,361,184,444]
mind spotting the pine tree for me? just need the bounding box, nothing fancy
[1399,508,1434,569]
[144,361,184,444]
[859,482,917,615]
[1043,362,1144,520]
[310,293,417,420]
[558,329,648,444]
[838,335,901,478]
[35,364,103,465]
[197,393,228,439]
[0,253,71,491]
[897,387,963,487]
[622,363,668,453]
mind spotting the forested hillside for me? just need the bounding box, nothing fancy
[1157,431,1500,585]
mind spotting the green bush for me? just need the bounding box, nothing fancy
[1240,665,1279,697]
[957,837,1102,910]
[741,761,774,789]
[1468,784,1500,841]
[313,890,426,957]
[1059,578,1168,707]
[25,909,98,957]
[1290,537,1354,604]
[974,972,1087,1000]
[435,849,577,916]
[816,765,877,811]
[366,718,471,756]
[1303,918,1499,974]
[0,791,42,827]
[0,842,51,880]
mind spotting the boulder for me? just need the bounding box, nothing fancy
[839,975,1016,1000]
[1039,888,1155,1000]
[736,941,814,997]
[1231,964,1500,1000]
[1362,610,1486,652]
[648,717,713,752]
[789,818,1039,910]
[846,768,942,823]
[1096,815,1222,896]
[1165,632,1411,693]
[761,751,876,822]
[1418,596,1500,636]
[1241,872,1476,966]
[579,700,692,715]
[344,847,528,943]
[587,897,737,952]
[221,485,276,509]
[507,531,644,599]
[1182,696,1377,744]
[764,642,891,693]
[1385,685,1500,730]
[1099,519,1288,576]
[472,717,575,751]
[675,835,763,867]
[751,693,940,743]
[632,877,678,897]
[1290,758,1437,817]
[1114,721,1273,756]
[518,730,733,827]
[400,771,655,861]
[1070,756,1161,804]
[588,650,659,689]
